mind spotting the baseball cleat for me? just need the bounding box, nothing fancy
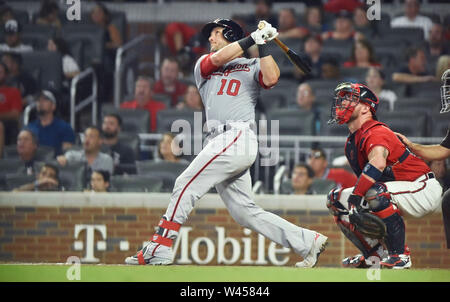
[295,233,328,268]
[380,254,412,269]
[342,254,371,268]
[125,242,173,265]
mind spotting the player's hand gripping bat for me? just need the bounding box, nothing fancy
[258,21,312,75]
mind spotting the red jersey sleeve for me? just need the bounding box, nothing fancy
[362,125,396,156]
[200,53,220,78]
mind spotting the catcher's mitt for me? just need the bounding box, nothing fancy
[349,211,387,239]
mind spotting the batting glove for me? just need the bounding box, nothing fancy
[251,29,266,45]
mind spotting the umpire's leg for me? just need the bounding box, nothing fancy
[442,189,450,249]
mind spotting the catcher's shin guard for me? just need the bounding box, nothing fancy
[367,183,406,255]
[327,188,384,259]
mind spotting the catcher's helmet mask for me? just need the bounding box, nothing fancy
[202,19,244,43]
[440,68,450,114]
[329,82,379,125]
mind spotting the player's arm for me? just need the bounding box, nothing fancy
[348,146,388,209]
[210,42,244,67]
[259,51,280,87]
[395,132,450,161]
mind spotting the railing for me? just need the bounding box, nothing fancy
[137,133,444,192]
[22,103,36,126]
[114,34,160,108]
[70,67,98,132]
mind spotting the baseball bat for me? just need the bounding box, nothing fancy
[257,21,312,75]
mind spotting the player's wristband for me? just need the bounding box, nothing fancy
[353,174,376,197]
[258,44,270,58]
[237,35,255,51]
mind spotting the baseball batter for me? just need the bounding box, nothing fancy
[326,82,443,269]
[125,19,328,267]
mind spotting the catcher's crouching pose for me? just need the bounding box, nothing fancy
[327,83,442,269]
[124,19,328,267]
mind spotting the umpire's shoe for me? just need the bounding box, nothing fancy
[380,254,412,269]
[295,233,328,268]
[125,242,173,265]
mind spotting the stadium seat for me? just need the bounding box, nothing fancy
[102,107,150,133]
[156,109,201,134]
[2,145,55,162]
[340,67,370,83]
[135,160,189,192]
[265,109,315,136]
[0,158,27,175]
[61,24,105,69]
[404,82,441,99]
[258,89,290,111]
[310,178,336,194]
[394,97,438,116]
[110,175,163,192]
[378,111,428,137]
[21,51,62,92]
[152,93,172,108]
[4,174,34,191]
[118,131,140,161]
[21,24,57,50]
[378,28,424,46]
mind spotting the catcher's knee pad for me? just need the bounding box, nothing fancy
[326,187,348,217]
[365,183,405,255]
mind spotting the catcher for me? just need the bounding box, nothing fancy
[326,82,442,269]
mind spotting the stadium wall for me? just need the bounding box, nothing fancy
[0,192,448,268]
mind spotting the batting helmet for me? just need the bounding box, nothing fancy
[201,19,244,43]
[329,82,379,125]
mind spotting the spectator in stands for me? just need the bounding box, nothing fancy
[155,132,189,164]
[392,46,436,84]
[295,83,321,134]
[425,23,450,73]
[90,2,122,53]
[436,55,450,80]
[176,84,204,111]
[86,170,110,193]
[0,61,22,149]
[101,113,136,173]
[291,163,316,195]
[57,126,114,175]
[120,76,166,132]
[304,6,326,35]
[13,162,61,192]
[1,52,38,103]
[352,6,376,38]
[343,39,381,68]
[306,148,357,189]
[27,90,75,156]
[321,57,341,80]
[365,67,397,111]
[35,0,62,29]
[153,58,187,107]
[0,5,14,27]
[47,37,80,83]
[322,10,357,42]
[0,19,33,53]
[323,0,362,14]
[302,34,325,79]
[244,0,278,31]
[390,0,433,40]
[163,22,198,56]
[277,8,308,40]
[16,129,38,175]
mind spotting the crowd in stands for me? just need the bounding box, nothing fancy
[0,0,449,194]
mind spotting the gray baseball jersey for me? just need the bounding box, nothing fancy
[194,55,265,128]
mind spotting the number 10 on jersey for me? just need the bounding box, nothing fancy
[218,79,241,96]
